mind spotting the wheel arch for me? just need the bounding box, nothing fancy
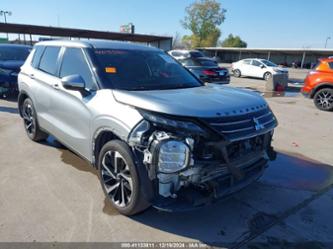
[92,128,122,168]
[17,91,31,117]
[310,83,333,98]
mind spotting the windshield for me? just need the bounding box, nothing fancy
[94,49,202,91]
[0,46,31,61]
[260,59,277,67]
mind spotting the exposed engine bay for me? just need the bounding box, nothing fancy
[129,106,277,207]
[142,130,275,199]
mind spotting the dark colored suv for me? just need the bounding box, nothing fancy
[0,44,31,97]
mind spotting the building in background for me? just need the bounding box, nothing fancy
[120,23,135,34]
[0,23,172,51]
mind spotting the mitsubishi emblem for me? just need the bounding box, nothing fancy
[253,117,264,131]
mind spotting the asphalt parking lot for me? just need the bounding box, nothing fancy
[0,69,333,248]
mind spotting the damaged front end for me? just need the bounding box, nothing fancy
[128,106,277,211]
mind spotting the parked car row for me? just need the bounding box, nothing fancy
[169,50,290,83]
[168,49,230,84]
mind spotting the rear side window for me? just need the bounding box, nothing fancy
[60,48,96,90]
[39,46,60,75]
[171,51,182,57]
[243,59,251,65]
[31,46,45,68]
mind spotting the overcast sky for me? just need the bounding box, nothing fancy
[1,0,332,48]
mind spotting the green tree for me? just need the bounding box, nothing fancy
[221,34,247,48]
[181,0,226,48]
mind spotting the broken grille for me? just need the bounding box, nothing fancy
[203,107,277,141]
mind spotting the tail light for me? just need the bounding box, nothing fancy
[203,69,217,76]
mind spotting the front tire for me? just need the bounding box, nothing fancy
[264,72,272,81]
[313,88,333,111]
[22,98,48,142]
[98,140,150,215]
[233,69,241,77]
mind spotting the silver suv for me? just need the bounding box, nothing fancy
[18,40,277,215]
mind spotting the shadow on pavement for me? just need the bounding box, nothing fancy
[0,105,18,114]
[0,97,18,114]
[130,152,333,247]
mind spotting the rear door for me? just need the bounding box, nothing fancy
[32,46,63,132]
[240,59,252,76]
[48,47,97,159]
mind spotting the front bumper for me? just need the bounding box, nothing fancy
[152,157,267,212]
[301,86,314,98]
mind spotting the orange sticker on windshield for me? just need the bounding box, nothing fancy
[105,67,117,73]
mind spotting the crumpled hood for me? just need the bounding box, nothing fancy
[0,60,24,70]
[113,85,268,118]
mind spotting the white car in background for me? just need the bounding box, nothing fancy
[168,49,206,60]
[232,58,288,80]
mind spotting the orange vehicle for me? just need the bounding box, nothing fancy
[302,57,333,111]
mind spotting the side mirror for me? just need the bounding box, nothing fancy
[61,74,86,92]
[260,65,266,69]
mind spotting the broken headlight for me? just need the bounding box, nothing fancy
[128,120,150,145]
[139,110,205,135]
[158,140,190,173]
[143,132,192,174]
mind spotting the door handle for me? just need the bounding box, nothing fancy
[52,83,60,90]
[29,74,35,79]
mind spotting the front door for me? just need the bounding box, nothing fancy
[49,47,98,160]
[250,59,266,78]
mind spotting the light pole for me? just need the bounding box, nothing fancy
[0,10,12,41]
[325,36,331,48]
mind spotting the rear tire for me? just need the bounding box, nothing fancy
[264,72,272,81]
[22,98,48,142]
[313,88,333,111]
[98,140,150,216]
[233,69,241,77]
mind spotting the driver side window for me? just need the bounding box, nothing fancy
[60,48,97,90]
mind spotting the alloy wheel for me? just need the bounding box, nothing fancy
[316,90,333,110]
[101,150,133,208]
[22,102,35,136]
